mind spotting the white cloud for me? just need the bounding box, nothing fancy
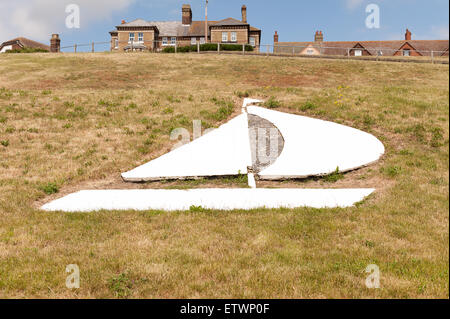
[0,0,135,42]
[346,0,365,10]
[414,25,450,40]
[430,25,449,40]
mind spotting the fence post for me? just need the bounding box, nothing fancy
[266,45,270,57]
[217,43,220,54]
[74,44,77,53]
[242,44,245,55]
[175,42,177,54]
[431,51,434,64]
[292,47,295,56]
[131,39,134,52]
[92,42,95,53]
[197,42,200,53]
[347,48,350,59]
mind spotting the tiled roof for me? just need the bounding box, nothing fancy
[114,18,260,37]
[0,37,50,51]
[212,18,248,26]
[276,40,449,56]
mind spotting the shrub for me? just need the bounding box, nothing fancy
[264,97,281,109]
[162,43,253,53]
[300,101,317,111]
[5,47,48,53]
[0,140,9,147]
[40,182,59,195]
[324,167,344,183]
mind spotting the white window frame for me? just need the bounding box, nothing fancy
[200,37,205,44]
[354,49,362,57]
[403,49,410,56]
[170,37,177,46]
[191,37,197,45]
[162,37,168,46]
[129,33,135,43]
[138,32,144,43]
[222,32,228,42]
[249,37,256,47]
[231,32,237,42]
[306,48,314,55]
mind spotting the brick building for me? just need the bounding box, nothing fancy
[274,29,449,57]
[0,37,50,53]
[109,4,261,52]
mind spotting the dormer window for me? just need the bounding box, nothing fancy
[403,49,411,56]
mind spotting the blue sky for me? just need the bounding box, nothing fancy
[0,0,448,50]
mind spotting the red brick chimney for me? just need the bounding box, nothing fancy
[50,34,60,53]
[274,31,279,43]
[241,5,247,23]
[182,4,192,25]
[405,28,412,41]
[315,31,324,42]
[121,20,126,24]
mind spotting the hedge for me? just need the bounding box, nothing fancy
[162,43,253,53]
[5,47,49,53]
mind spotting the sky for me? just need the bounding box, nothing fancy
[0,0,448,50]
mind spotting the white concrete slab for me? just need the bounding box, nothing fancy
[122,113,252,182]
[41,188,375,212]
[247,106,385,180]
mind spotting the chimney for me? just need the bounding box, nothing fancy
[182,4,192,25]
[242,5,247,23]
[405,28,412,41]
[315,31,323,42]
[274,31,279,43]
[121,20,126,24]
[50,34,60,53]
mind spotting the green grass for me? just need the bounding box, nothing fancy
[0,52,448,299]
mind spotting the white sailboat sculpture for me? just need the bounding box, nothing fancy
[41,98,385,212]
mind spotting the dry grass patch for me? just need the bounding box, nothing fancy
[0,52,448,298]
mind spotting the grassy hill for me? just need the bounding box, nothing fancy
[0,52,448,298]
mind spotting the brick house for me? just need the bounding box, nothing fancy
[0,37,50,53]
[109,4,261,52]
[274,29,449,57]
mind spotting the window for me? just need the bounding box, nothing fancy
[171,37,177,45]
[222,32,228,42]
[200,37,205,44]
[231,32,237,42]
[403,49,410,56]
[162,37,168,46]
[129,33,135,43]
[306,48,314,55]
[114,39,118,49]
[249,37,256,47]
[354,49,362,56]
[191,37,197,45]
[138,33,144,43]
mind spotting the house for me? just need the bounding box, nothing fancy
[274,29,449,57]
[109,4,261,52]
[0,37,50,53]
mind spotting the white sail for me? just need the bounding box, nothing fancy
[121,113,252,182]
[247,106,385,179]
